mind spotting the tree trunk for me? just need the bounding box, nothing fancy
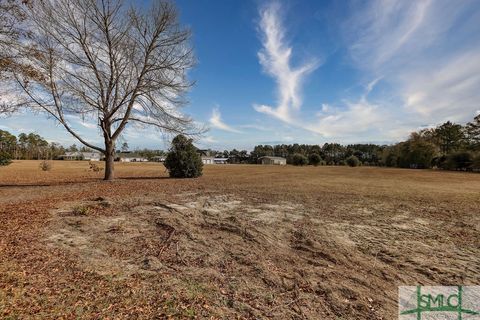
[104,142,115,181]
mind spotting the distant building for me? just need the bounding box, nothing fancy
[198,149,214,165]
[197,149,208,155]
[58,151,101,161]
[116,152,148,162]
[81,152,101,161]
[58,152,79,161]
[213,158,228,164]
[259,156,287,165]
[197,149,230,165]
[201,156,214,164]
[151,156,165,162]
[200,156,229,165]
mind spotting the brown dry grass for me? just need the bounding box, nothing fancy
[0,161,479,319]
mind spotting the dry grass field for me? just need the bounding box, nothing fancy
[1,160,479,319]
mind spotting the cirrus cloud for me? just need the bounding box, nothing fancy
[253,1,320,123]
[209,106,242,133]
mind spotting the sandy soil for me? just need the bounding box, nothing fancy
[0,161,479,319]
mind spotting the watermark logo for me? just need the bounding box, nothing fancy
[399,286,480,319]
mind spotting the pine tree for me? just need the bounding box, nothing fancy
[466,114,480,151]
[434,121,465,155]
[164,135,203,178]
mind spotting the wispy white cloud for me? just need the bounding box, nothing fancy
[254,2,319,122]
[64,114,98,129]
[209,106,242,133]
[252,2,400,141]
[78,121,97,129]
[251,2,415,142]
[201,135,218,144]
[308,79,387,138]
[309,102,381,137]
[345,0,433,71]
[344,0,480,126]
[365,77,382,96]
[402,49,480,121]
[238,124,270,131]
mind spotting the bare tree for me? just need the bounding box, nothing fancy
[0,0,31,114]
[8,0,198,180]
[0,0,27,68]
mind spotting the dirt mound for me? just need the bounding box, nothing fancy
[44,194,394,319]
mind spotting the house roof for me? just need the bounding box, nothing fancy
[197,149,215,156]
[82,152,101,157]
[63,151,101,157]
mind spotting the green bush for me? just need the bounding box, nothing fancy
[0,151,12,166]
[382,148,398,167]
[444,151,474,171]
[292,153,308,166]
[397,140,436,169]
[308,153,321,166]
[164,134,203,178]
[346,155,360,167]
[432,155,447,169]
[472,154,480,171]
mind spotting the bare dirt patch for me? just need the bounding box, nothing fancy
[45,194,331,318]
[42,190,480,319]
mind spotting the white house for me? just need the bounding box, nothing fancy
[58,151,101,161]
[201,156,214,164]
[259,156,287,165]
[122,157,148,162]
[201,156,229,164]
[116,152,148,162]
[213,158,228,164]
[81,152,101,161]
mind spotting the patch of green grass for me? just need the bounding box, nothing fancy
[184,279,208,300]
[72,205,89,216]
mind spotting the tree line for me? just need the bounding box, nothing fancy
[203,144,385,166]
[382,115,480,170]
[205,114,480,171]
[2,113,479,171]
[0,129,166,161]
[0,130,64,160]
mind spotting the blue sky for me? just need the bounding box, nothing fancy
[2,0,480,150]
